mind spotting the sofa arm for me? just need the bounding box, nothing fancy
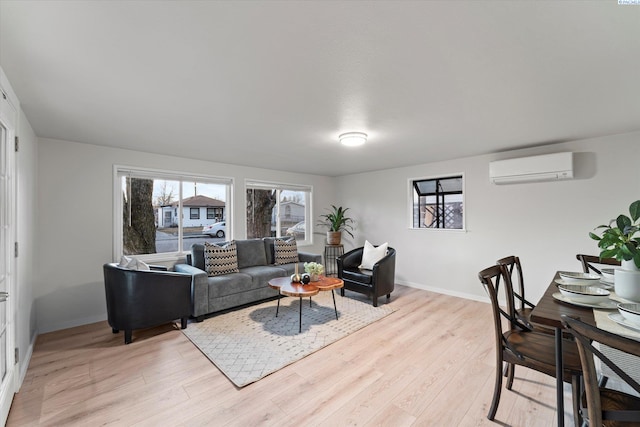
[298,251,322,264]
[174,263,209,318]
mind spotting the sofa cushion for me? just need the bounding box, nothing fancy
[274,238,299,265]
[204,241,240,276]
[359,240,388,270]
[342,267,373,285]
[239,265,287,288]
[236,239,268,269]
[206,272,254,298]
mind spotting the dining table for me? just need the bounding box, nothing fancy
[530,272,640,427]
[530,273,596,427]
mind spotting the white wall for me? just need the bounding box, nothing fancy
[16,110,38,385]
[36,138,336,333]
[335,131,640,304]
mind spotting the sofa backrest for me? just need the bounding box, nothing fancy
[235,239,268,268]
[190,239,275,270]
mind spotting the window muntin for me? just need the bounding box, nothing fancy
[114,166,232,260]
[411,175,464,230]
[245,180,312,245]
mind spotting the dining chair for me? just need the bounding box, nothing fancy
[496,256,537,328]
[478,264,584,425]
[576,254,621,275]
[561,315,640,427]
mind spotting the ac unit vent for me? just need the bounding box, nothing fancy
[489,152,573,185]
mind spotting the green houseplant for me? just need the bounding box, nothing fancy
[590,200,640,302]
[589,200,640,269]
[317,205,354,245]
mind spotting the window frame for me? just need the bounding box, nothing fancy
[190,207,200,220]
[245,179,313,246]
[113,165,234,262]
[408,173,466,232]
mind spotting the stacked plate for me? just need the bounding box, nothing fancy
[608,303,640,332]
[600,268,615,284]
[557,284,610,304]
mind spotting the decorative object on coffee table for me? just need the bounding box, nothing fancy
[304,261,324,282]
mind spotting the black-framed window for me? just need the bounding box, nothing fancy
[411,175,464,229]
[207,208,215,219]
[190,208,200,220]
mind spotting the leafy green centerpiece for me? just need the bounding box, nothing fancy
[589,200,640,269]
[590,200,640,302]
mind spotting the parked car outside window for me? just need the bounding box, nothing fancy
[286,221,305,238]
[203,221,225,238]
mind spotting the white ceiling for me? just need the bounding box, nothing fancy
[1,1,639,176]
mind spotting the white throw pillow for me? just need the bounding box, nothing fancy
[136,260,150,271]
[358,240,389,270]
[118,255,132,268]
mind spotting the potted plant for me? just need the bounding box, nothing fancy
[590,200,640,301]
[317,205,354,245]
[304,262,324,282]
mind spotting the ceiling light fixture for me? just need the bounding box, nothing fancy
[339,132,367,147]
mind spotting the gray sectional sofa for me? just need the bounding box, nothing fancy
[174,238,322,320]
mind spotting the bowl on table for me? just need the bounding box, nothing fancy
[558,271,601,283]
[600,268,615,283]
[557,284,610,304]
[617,303,640,326]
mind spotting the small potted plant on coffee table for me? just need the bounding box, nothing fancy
[304,262,324,282]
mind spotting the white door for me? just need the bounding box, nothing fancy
[0,90,17,425]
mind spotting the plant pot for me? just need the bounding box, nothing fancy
[614,269,640,302]
[327,231,342,245]
[309,273,320,282]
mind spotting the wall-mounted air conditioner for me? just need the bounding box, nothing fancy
[489,152,574,185]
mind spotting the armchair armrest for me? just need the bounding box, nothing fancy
[174,263,209,318]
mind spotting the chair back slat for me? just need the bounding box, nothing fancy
[576,254,620,274]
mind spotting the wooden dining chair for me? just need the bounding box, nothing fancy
[496,256,537,328]
[478,264,584,425]
[576,254,621,275]
[561,316,640,427]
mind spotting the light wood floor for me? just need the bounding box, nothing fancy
[7,285,576,426]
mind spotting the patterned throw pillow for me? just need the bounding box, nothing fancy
[274,238,299,265]
[204,241,240,276]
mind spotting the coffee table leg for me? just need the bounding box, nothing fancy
[310,297,312,307]
[332,290,339,320]
[276,296,280,317]
[298,297,303,333]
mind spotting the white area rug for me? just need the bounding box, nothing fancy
[182,290,395,387]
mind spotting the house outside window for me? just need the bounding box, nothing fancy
[410,174,464,230]
[245,180,312,245]
[114,166,232,261]
[207,208,215,219]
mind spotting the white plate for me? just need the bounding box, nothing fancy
[552,292,618,309]
[608,313,640,332]
[600,278,614,285]
[553,279,606,286]
[558,271,601,282]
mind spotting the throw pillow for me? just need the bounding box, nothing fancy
[136,259,150,271]
[359,240,389,270]
[118,255,132,268]
[204,241,240,276]
[274,238,299,265]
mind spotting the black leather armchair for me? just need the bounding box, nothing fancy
[337,246,396,307]
[103,263,192,344]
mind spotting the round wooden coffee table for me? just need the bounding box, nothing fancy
[268,276,344,332]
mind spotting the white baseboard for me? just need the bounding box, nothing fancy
[396,279,492,304]
[16,335,35,392]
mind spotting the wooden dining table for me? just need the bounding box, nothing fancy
[529,273,597,427]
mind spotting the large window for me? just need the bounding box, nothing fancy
[114,166,233,261]
[245,180,312,245]
[411,175,464,230]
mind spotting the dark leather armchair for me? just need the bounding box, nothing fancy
[103,263,192,344]
[337,246,396,307]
